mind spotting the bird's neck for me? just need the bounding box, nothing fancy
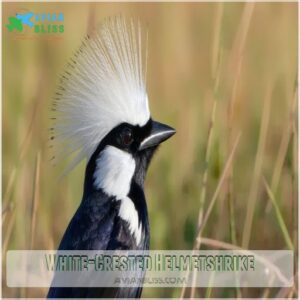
[82,146,151,246]
[84,145,157,197]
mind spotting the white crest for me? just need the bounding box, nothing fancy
[51,16,150,170]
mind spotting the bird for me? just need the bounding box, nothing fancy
[47,16,175,298]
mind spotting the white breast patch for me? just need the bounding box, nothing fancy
[119,197,142,245]
[94,145,142,244]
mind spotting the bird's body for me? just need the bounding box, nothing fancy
[48,189,149,298]
[47,17,175,298]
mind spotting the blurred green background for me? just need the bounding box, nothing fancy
[2,2,298,298]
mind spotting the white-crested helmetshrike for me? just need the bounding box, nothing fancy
[47,16,175,298]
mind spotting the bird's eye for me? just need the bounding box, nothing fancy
[121,128,133,146]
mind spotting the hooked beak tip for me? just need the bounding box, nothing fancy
[139,121,176,151]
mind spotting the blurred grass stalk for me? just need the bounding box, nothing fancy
[196,133,241,241]
[3,209,16,256]
[30,152,41,250]
[185,3,224,298]
[263,83,297,298]
[196,1,223,243]
[263,177,294,251]
[180,132,241,299]
[291,98,298,265]
[265,84,298,214]
[242,82,272,248]
[186,3,255,298]
[225,3,254,299]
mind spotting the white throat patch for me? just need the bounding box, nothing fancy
[94,146,135,198]
[94,145,142,244]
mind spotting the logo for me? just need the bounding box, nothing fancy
[6,12,64,34]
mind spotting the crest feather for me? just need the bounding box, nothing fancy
[51,16,150,171]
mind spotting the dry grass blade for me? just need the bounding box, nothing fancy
[225,5,251,298]
[180,133,241,299]
[226,24,244,300]
[261,287,271,299]
[263,177,294,251]
[197,63,221,232]
[291,99,298,260]
[229,2,255,73]
[2,208,16,297]
[211,3,224,79]
[242,83,272,248]
[265,84,298,213]
[196,132,241,244]
[204,272,215,299]
[3,167,16,207]
[186,5,224,299]
[275,271,298,298]
[2,202,14,225]
[30,152,41,249]
[226,31,244,245]
[3,209,16,256]
[183,133,241,298]
[197,1,223,235]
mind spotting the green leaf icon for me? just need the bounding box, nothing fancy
[6,16,23,32]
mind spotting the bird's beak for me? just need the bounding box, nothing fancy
[139,121,176,151]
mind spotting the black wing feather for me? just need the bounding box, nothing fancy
[47,190,145,298]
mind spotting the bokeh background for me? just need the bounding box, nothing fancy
[2,2,298,298]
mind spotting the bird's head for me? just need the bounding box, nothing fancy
[87,119,175,191]
[51,16,175,197]
[104,120,175,154]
